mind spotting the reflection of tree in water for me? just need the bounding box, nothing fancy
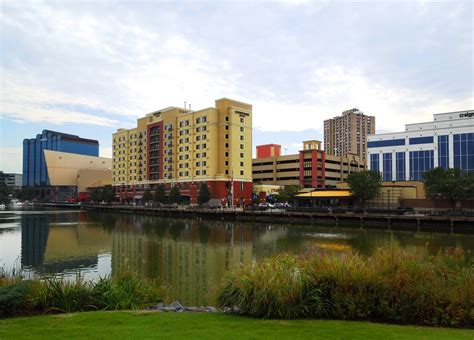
[198,222,210,244]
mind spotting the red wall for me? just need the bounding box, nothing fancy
[256,144,281,158]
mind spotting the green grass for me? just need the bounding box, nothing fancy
[0,311,472,339]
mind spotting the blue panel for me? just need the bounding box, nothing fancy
[370,154,379,172]
[396,152,406,181]
[367,139,405,148]
[453,133,474,172]
[22,140,29,186]
[409,150,434,181]
[409,136,434,145]
[59,140,99,156]
[437,135,449,170]
[383,153,392,181]
[28,138,35,187]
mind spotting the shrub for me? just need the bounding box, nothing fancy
[218,246,474,327]
[0,281,33,317]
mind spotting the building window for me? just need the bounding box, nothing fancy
[240,127,244,132]
[240,117,244,123]
[240,170,244,176]
[225,170,229,175]
[202,152,207,157]
[202,170,206,175]
[240,153,244,158]
[383,153,392,181]
[396,152,406,181]
[453,133,474,171]
[225,116,229,122]
[202,143,207,148]
[409,150,434,181]
[196,127,201,132]
[202,116,207,122]
[196,170,200,175]
[240,135,244,140]
[240,144,244,149]
[225,143,229,148]
[370,154,379,173]
[438,135,449,170]
[196,136,201,141]
[196,117,201,124]
[225,134,229,139]
[225,125,229,130]
[202,161,206,166]
[225,152,229,157]
[225,161,229,166]
[240,161,244,167]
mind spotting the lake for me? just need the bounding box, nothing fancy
[1,209,473,306]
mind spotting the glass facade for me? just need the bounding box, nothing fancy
[370,154,379,173]
[383,153,392,181]
[396,152,406,181]
[437,135,449,170]
[368,139,405,148]
[409,136,434,145]
[409,150,434,181]
[453,133,474,172]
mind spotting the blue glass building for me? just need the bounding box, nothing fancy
[22,130,99,188]
[367,110,474,181]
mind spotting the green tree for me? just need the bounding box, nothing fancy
[424,167,474,202]
[154,185,166,204]
[142,188,152,204]
[90,188,102,202]
[276,185,301,204]
[198,183,211,205]
[101,186,115,203]
[169,185,181,204]
[346,170,382,207]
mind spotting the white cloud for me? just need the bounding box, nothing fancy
[0,147,22,174]
[99,147,112,159]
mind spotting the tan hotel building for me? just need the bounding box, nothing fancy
[252,140,366,189]
[112,98,253,205]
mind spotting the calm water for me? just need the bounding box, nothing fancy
[1,209,473,306]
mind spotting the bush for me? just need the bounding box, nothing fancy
[0,281,33,317]
[218,246,474,327]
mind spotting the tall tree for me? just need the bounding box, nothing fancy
[154,184,166,204]
[198,183,211,205]
[346,170,382,207]
[424,167,474,201]
[169,185,181,204]
[102,186,115,203]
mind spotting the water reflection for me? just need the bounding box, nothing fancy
[0,210,473,306]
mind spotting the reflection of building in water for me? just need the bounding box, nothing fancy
[111,217,288,306]
[21,214,50,267]
[21,212,112,274]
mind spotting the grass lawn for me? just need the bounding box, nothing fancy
[0,312,472,339]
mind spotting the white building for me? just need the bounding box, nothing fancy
[367,110,474,181]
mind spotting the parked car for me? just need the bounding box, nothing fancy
[258,202,274,210]
[274,202,285,209]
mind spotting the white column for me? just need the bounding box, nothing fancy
[392,151,396,181]
[448,134,454,168]
[433,135,439,168]
[379,152,383,175]
[405,150,410,181]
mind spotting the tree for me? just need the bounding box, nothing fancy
[169,185,181,204]
[90,188,102,202]
[424,167,474,202]
[154,185,166,204]
[276,185,301,204]
[101,186,115,203]
[346,170,382,207]
[198,183,211,205]
[142,189,152,204]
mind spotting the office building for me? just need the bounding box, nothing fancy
[0,172,22,188]
[112,98,253,205]
[22,130,99,197]
[324,108,375,160]
[367,110,474,181]
[252,140,366,189]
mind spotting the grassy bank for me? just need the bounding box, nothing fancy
[218,246,473,327]
[0,311,473,339]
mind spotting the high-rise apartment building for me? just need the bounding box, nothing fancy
[324,108,375,160]
[112,98,253,205]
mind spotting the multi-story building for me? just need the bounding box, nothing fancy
[324,108,375,161]
[252,140,366,189]
[112,98,253,205]
[22,130,99,197]
[0,172,22,188]
[367,110,474,181]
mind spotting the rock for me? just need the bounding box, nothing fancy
[205,306,217,313]
[170,301,185,311]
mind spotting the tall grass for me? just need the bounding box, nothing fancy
[218,246,473,327]
[0,273,163,317]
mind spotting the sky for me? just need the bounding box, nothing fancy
[1,0,472,174]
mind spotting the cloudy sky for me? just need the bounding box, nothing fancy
[1,0,472,173]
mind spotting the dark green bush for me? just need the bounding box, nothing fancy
[218,247,474,327]
[0,281,32,317]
